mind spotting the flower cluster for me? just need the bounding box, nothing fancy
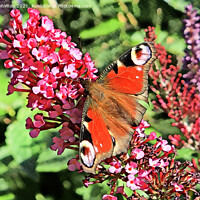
[0,9,97,152]
[182,4,200,92]
[145,24,200,150]
[81,120,200,199]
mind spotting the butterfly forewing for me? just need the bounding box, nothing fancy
[99,42,155,94]
[80,97,114,173]
[80,42,156,173]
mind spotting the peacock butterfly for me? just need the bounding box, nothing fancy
[79,42,156,173]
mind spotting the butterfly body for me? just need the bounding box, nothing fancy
[80,42,156,173]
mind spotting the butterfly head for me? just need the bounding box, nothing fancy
[80,79,92,94]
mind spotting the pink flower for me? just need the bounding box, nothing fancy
[43,73,57,88]
[35,33,49,43]
[68,158,81,171]
[56,85,68,101]
[32,46,47,61]
[29,128,40,138]
[28,8,40,20]
[125,161,138,174]
[173,183,184,191]
[68,108,82,124]
[131,148,144,159]
[13,34,27,48]
[140,119,150,128]
[102,194,117,200]
[149,132,157,140]
[126,174,140,190]
[59,122,76,142]
[27,38,37,48]
[158,159,169,168]
[70,48,82,60]
[108,162,122,174]
[51,67,64,79]
[51,137,65,155]
[10,9,21,19]
[61,40,71,50]
[115,186,124,194]
[138,169,151,178]
[64,64,78,79]
[149,158,160,168]
[4,60,14,68]
[41,16,54,31]
[156,140,172,152]
[135,126,145,137]
[83,53,98,79]
[33,114,45,128]
[43,86,55,99]
[43,52,58,64]
[32,80,47,95]
[161,140,172,152]
[68,88,79,99]
[49,105,63,118]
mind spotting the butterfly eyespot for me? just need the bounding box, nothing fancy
[131,44,151,65]
[80,140,96,168]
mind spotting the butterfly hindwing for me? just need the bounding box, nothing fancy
[80,42,156,173]
[80,97,114,173]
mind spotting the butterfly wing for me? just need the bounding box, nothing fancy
[80,42,156,173]
[80,96,114,173]
[98,42,155,95]
[98,42,155,126]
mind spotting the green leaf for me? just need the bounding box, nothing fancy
[0,146,12,160]
[130,31,146,45]
[163,0,190,12]
[0,178,9,191]
[138,99,151,110]
[0,163,8,174]
[36,148,75,172]
[80,19,124,39]
[135,190,149,198]
[155,29,185,56]
[100,0,132,6]
[145,127,161,137]
[0,70,24,116]
[5,119,33,164]
[76,183,109,200]
[5,107,43,164]
[176,148,196,161]
[0,193,15,200]
[72,0,101,16]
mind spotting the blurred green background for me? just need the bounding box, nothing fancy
[0,0,199,199]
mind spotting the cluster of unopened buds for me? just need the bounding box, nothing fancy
[1,8,200,200]
[145,22,200,150]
